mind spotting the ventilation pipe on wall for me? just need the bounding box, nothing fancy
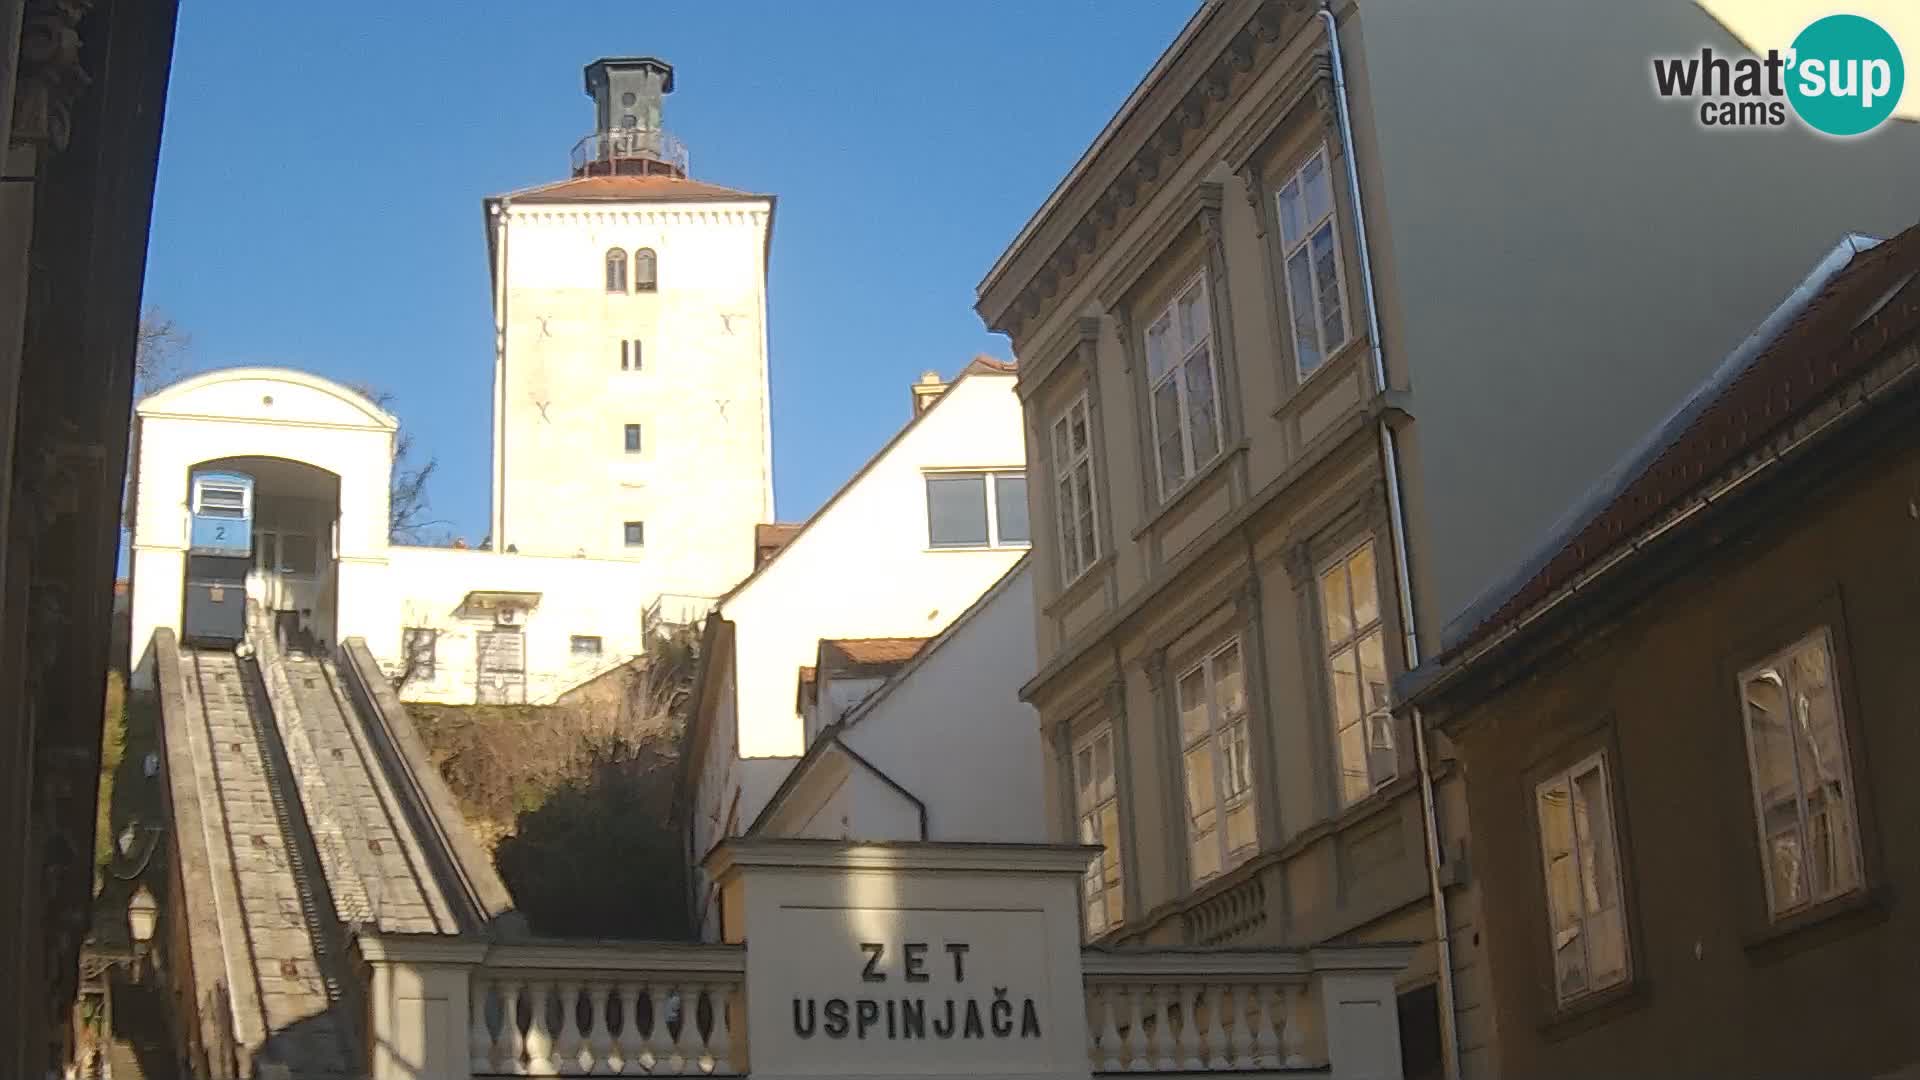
[1316,5,1462,1079]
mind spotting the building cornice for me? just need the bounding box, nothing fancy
[976,0,1322,343]
[705,838,1100,881]
[503,204,771,228]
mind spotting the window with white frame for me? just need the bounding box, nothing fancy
[1177,639,1257,884]
[1275,148,1349,380]
[1535,751,1630,1006]
[1051,394,1100,584]
[194,480,248,518]
[925,471,1029,549]
[1737,627,1863,920]
[1144,274,1223,499]
[1319,540,1394,806]
[1072,724,1124,937]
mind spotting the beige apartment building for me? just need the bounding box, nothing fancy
[976,2,1919,1079]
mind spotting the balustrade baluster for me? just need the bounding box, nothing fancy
[525,982,555,1075]
[1150,984,1175,1071]
[1253,983,1281,1068]
[1088,985,1116,1070]
[472,978,496,1074]
[616,983,646,1076]
[1178,984,1204,1070]
[708,981,735,1075]
[1281,984,1308,1067]
[688,984,716,1074]
[1206,984,1231,1068]
[586,983,614,1074]
[555,981,584,1075]
[1231,984,1254,1068]
[668,980,691,1068]
[502,980,527,1076]
[647,984,678,1075]
[1125,985,1148,1071]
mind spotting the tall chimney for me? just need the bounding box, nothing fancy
[575,57,685,178]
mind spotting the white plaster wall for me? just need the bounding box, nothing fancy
[692,373,1026,939]
[375,546,653,705]
[494,199,774,609]
[839,561,1047,843]
[128,370,395,686]
[724,372,1027,765]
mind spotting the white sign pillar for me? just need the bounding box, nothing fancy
[707,839,1100,1080]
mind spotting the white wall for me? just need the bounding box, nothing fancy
[690,370,1028,939]
[129,369,395,687]
[724,371,1027,762]
[129,367,669,707]
[377,546,654,706]
[836,560,1047,843]
[493,196,774,609]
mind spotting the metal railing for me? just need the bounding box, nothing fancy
[570,127,691,178]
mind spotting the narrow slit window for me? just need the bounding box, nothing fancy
[624,423,642,454]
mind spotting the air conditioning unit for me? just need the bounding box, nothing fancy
[495,608,523,627]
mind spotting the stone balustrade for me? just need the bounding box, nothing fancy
[1081,946,1411,1075]
[468,943,747,1076]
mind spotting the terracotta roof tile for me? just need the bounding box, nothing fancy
[501,174,763,204]
[964,354,1017,375]
[822,637,930,666]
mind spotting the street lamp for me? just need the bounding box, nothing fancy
[126,884,158,951]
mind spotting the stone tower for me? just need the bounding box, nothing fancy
[484,57,776,616]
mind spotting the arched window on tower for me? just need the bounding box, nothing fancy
[634,248,658,292]
[605,248,628,293]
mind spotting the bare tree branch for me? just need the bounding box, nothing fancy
[134,308,189,396]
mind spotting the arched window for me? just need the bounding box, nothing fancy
[605,248,627,293]
[634,247,658,292]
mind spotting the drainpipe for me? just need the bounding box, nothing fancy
[1317,6,1462,1079]
[490,199,511,549]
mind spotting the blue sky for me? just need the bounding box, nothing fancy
[143,1,1198,542]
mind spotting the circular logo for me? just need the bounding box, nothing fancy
[1787,14,1905,137]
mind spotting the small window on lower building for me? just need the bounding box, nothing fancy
[925,470,1029,549]
[401,628,437,680]
[624,423,642,453]
[621,339,643,371]
[570,635,603,657]
[1535,751,1630,1006]
[624,521,645,547]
